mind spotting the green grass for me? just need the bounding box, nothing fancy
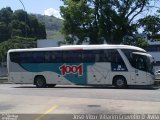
[46,30,64,41]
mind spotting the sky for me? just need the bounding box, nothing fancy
[0,0,159,19]
[0,0,63,18]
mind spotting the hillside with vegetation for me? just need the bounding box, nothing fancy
[35,14,64,41]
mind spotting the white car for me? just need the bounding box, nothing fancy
[155,70,160,80]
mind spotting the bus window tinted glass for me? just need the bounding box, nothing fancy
[63,50,82,63]
[132,54,147,71]
[44,51,62,63]
[82,49,124,63]
[32,52,44,63]
[107,49,125,64]
[82,50,96,62]
[121,49,145,67]
[82,50,108,62]
[19,52,32,63]
[10,52,20,63]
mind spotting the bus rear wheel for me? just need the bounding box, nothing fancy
[35,76,46,88]
[47,84,56,88]
[113,76,127,89]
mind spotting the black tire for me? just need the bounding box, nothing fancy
[47,84,56,88]
[113,76,127,89]
[35,76,46,88]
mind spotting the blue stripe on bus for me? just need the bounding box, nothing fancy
[20,63,93,85]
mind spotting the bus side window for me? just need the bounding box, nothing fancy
[51,54,55,61]
[94,50,107,62]
[51,51,62,63]
[10,52,20,63]
[44,52,51,62]
[63,51,70,63]
[107,49,125,65]
[101,50,109,62]
[93,50,100,62]
[44,51,62,63]
[82,50,95,63]
[19,52,30,63]
[63,50,82,63]
[32,52,44,63]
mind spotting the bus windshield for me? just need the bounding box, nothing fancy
[132,53,154,74]
[146,55,154,74]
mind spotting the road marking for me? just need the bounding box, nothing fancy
[35,105,58,120]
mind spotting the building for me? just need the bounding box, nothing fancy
[146,41,160,71]
[37,39,59,48]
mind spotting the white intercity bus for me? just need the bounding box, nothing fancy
[7,45,155,88]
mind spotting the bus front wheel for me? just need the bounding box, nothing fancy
[113,76,127,89]
[35,76,46,88]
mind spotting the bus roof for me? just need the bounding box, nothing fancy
[8,44,146,53]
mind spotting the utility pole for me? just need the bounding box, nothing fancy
[18,0,27,38]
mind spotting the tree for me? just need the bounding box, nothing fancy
[10,20,29,37]
[0,22,9,42]
[28,15,46,39]
[61,0,93,44]
[139,15,160,41]
[13,10,28,22]
[12,10,46,39]
[60,0,151,44]
[0,37,37,62]
[0,7,13,24]
[0,7,46,42]
[122,35,148,48]
[0,7,13,41]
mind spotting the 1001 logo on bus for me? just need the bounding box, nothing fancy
[59,64,83,76]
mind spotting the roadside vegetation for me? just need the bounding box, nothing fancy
[60,0,160,47]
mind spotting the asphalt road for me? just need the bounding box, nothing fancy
[0,84,160,120]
